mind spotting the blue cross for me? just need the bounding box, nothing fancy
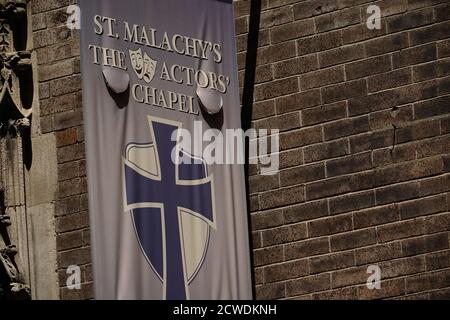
[123,118,215,300]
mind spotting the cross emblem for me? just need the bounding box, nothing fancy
[123,116,216,300]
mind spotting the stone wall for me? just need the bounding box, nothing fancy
[236,0,450,299]
[31,0,92,299]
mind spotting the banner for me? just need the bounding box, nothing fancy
[80,0,253,299]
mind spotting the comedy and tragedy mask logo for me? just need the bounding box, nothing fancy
[129,48,157,83]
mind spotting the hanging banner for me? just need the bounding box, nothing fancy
[80,0,253,299]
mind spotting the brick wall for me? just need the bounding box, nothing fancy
[235,0,450,299]
[28,0,450,300]
[31,0,93,299]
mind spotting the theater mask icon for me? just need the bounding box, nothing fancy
[129,48,157,83]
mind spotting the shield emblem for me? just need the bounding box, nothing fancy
[125,143,211,285]
[129,48,157,83]
[122,117,216,299]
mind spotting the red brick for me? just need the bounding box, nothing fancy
[56,128,78,147]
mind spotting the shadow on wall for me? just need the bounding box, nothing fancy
[240,0,262,299]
